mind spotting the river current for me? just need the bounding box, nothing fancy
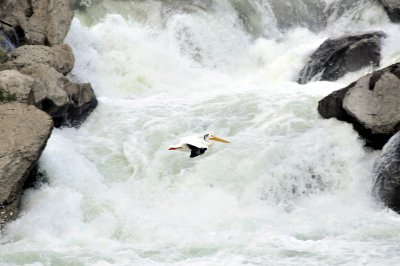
[2,0,400,265]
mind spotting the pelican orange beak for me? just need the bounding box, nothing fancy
[209,135,230,143]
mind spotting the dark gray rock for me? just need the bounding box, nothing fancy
[57,82,98,127]
[380,0,400,23]
[318,83,353,121]
[298,32,385,84]
[318,63,400,149]
[374,131,400,213]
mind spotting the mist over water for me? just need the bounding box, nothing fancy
[2,0,400,265]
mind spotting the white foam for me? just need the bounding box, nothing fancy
[2,1,400,265]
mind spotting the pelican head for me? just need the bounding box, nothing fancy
[203,133,230,143]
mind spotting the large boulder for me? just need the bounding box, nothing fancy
[19,64,97,127]
[0,103,53,229]
[0,0,74,46]
[0,70,46,104]
[1,44,74,75]
[318,63,400,149]
[298,32,385,84]
[20,64,70,117]
[374,131,400,213]
[380,0,400,23]
[343,66,400,135]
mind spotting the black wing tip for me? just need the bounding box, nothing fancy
[189,147,207,158]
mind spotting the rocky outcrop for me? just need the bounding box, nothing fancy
[0,0,98,231]
[0,0,73,46]
[318,63,400,149]
[0,103,53,229]
[380,0,400,23]
[374,131,400,213]
[0,45,98,127]
[298,32,385,84]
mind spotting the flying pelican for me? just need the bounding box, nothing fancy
[168,133,230,158]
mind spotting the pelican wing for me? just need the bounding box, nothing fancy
[180,135,208,149]
[186,144,207,158]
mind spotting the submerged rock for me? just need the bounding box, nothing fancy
[374,131,400,213]
[318,63,400,149]
[62,82,98,127]
[268,0,327,32]
[298,32,385,84]
[0,103,53,229]
[164,0,212,12]
[380,0,400,23]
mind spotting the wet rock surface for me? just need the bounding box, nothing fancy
[380,0,400,23]
[318,63,400,149]
[374,131,400,213]
[298,32,385,84]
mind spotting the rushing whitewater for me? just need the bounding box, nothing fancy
[2,0,400,265]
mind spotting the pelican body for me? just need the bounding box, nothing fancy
[168,133,230,158]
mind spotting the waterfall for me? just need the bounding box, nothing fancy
[1,1,400,265]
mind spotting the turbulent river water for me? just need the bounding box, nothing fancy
[2,0,400,265]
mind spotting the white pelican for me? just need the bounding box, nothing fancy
[168,133,230,158]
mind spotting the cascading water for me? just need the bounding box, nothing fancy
[0,29,16,52]
[2,0,400,265]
